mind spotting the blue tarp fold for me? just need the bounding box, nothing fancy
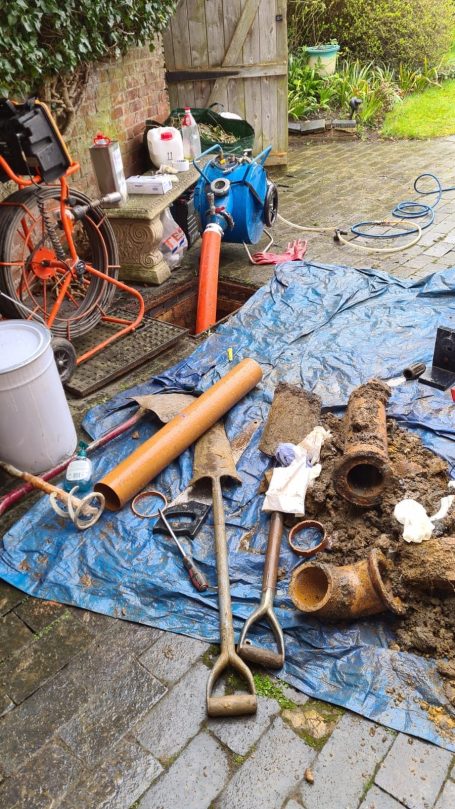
[1,261,454,751]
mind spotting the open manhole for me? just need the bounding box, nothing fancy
[67,277,257,397]
[143,277,256,334]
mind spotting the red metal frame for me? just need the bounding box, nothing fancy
[0,151,144,366]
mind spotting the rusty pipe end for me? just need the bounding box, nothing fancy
[350,378,392,406]
[334,379,392,507]
[369,549,405,615]
[289,563,332,615]
[289,550,404,621]
[333,452,390,507]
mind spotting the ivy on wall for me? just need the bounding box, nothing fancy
[0,0,176,131]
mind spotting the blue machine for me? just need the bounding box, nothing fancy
[193,145,278,244]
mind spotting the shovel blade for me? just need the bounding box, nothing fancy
[259,382,321,457]
[133,393,196,423]
[191,421,241,485]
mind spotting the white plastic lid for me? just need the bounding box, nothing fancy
[0,320,51,373]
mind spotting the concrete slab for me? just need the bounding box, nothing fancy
[215,717,315,809]
[138,732,230,809]
[208,696,280,755]
[298,713,394,809]
[139,632,208,685]
[375,734,453,809]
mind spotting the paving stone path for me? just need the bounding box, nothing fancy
[1,135,455,807]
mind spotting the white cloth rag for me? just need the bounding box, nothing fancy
[263,426,331,515]
[393,483,455,543]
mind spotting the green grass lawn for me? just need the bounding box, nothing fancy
[382,79,455,138]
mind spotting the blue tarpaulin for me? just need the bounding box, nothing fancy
[1,260,455,751]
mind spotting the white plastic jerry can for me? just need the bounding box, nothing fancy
[147,127,184,168]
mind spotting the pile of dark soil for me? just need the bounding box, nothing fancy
[303,413,455,702]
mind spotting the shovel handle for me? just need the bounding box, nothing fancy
[207,694,257,717]
[263,511,284,591]
[237,643,284,670]
[207,649,257,717]
[237,589,285,669]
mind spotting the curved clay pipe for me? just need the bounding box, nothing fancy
[289,549,404,621]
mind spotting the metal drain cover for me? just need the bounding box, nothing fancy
[65,313,187,398]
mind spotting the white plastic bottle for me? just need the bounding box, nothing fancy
[64,442,93,494]
[181,107,201,160]
[147,127,184,168]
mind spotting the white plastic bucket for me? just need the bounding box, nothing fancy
[0,321,77,473]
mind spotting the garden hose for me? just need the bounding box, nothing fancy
[277,172,455,254]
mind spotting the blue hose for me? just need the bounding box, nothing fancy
[351,173,455,241]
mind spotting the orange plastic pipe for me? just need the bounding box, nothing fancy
[95,358,263,510]
[195,227,222,334]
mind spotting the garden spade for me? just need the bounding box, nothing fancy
[191,421,257,717]
[238,383,321,669]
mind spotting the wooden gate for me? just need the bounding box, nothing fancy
[163,0,288,164]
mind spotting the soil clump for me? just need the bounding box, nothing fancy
[304,413,455,700]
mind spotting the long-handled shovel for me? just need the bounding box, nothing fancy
[238,382,321,669]
[191,421,257,717]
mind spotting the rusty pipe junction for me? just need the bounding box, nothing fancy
[333,380,391,507]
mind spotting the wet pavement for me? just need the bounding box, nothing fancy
[1,134,455,808]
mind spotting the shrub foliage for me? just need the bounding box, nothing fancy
[0,0,176,130]
[288,0,454,68]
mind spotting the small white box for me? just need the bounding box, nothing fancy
[126,175,173,194]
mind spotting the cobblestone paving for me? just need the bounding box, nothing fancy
[1,135,455,808]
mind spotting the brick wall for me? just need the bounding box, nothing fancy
[66,38,169,197]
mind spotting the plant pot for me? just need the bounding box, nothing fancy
[306,44,340,76]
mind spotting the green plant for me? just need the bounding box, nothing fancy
[288,0,328,52]
[287,50,448,127]
[0,0,176,131]
[289,0,454,69]
[253,673,297,709]
[398,61,439,94]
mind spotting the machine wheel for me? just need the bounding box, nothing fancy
[264,181,278,227]
[0,186,120,338]
[51,337,77,383]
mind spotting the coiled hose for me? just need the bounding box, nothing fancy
[278,173,455,254]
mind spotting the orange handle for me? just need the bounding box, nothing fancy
[195,228,222,334]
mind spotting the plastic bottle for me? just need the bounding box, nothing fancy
[64,441,94,494]
[181,107,201,160]
[147,127,184,168]
[160,208,188,269]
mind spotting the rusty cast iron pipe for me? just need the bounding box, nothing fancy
[95,358,263,510]
[333,379,391,506]
[289,549,404,621]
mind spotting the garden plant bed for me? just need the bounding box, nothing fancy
[303,412,455,705]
